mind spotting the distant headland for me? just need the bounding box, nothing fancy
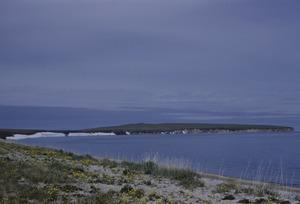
[0,123,294,139]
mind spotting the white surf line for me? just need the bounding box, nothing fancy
[7,132,116,140]
[7,132,66,140]
[67,132,116,136]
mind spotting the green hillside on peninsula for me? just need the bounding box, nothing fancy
[0,123,294,139]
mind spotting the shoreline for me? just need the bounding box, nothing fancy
[1,139,299,203]
[4,130,296,141]
[0,123,294,139]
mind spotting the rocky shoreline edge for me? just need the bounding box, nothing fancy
[1,139,299,203]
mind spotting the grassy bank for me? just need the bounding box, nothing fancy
[1,140,299,203]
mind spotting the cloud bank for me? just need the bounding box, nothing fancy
[0,0,299,128]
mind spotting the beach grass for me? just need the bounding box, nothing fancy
[1,139,299,203]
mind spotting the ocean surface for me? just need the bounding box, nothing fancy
[17,131,300,188]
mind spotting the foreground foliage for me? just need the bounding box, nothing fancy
[0,140,299,203]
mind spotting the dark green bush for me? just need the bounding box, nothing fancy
[238,198,252,203]
[120,185,133,193]
[134,188,145,198]
[222,195,235,200]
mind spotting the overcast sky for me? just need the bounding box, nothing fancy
[1,0,300,129]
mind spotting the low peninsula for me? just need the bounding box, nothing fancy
[0,123,294,139]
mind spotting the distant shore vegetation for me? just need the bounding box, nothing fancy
[0,123,294,139]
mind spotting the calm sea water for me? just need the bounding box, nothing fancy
[17,131,300,188]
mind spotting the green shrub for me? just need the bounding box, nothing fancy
[120,185,133,193]
[99,159,119,168]
[121,160,203,188]
[157,168,204,188]
[144,180,152,186]
[238,198,253,203]
[214,183,238,193]
[133,188,145,198]
[222,195,235,200]
[122,168,132,175]
[142,161,158,174]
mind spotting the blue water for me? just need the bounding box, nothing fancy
[17,131,300,188]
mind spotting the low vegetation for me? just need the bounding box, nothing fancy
[86,123,294,135]
[1,140,299,203]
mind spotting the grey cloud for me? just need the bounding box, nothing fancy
[0,0,300,129]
